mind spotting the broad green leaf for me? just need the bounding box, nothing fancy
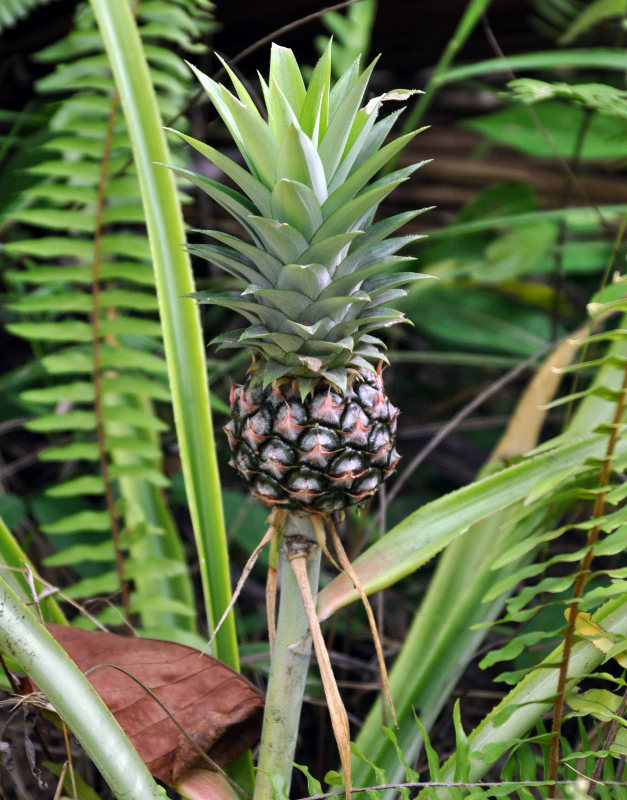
[186,63,254,167]
[328,55,360,116]
[263,74,301,143]
[40,346,167,376]
[9,289,157,314]
[300,232,362,268]
[99,346,167,374]
[11,263,155,287]
[464,100,627,161]
[568,688,625,723]
[350,107,404,174]
[102,203,150,225]
[263,360,294,385]
[100,262,156,285]
[25,160,101,184]
[23,183,97,205]
[190,289,285,329]
[302,294,369,324]
[9,293,93,314]
[98,289,158,310]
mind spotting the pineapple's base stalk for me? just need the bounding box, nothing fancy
[254,514,321,800]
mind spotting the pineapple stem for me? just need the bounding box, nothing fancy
[254,513,321,800]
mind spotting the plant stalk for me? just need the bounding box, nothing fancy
[254,514,321,800]
[0,577,162,799]
[91,89,131,623]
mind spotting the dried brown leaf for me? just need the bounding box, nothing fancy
[20,624,263,784]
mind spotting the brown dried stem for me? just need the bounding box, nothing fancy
[91,91,131,621]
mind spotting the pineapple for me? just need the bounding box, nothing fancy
[167,43,429,515]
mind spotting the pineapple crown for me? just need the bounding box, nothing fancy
[166,42,431,396]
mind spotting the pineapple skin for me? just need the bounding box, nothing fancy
[225,368,399,514]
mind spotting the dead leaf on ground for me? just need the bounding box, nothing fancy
[18,624,264,784]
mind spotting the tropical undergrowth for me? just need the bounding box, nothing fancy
[0,0,626,798]
[1,0,217,642]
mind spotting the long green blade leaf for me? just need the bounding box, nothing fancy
[88,0,237,668]
[317,430,627,619]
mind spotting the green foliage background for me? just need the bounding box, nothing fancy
[0,0,626,798]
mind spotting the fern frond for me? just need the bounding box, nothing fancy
[0,0,58,33]
[2,0,216,641]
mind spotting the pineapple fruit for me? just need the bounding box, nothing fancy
[167,43,428,515]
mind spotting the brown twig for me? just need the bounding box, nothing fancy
[547,365,627,795]
[588,687,627,793]
[91,91,132,622]
[61,722,77,800]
